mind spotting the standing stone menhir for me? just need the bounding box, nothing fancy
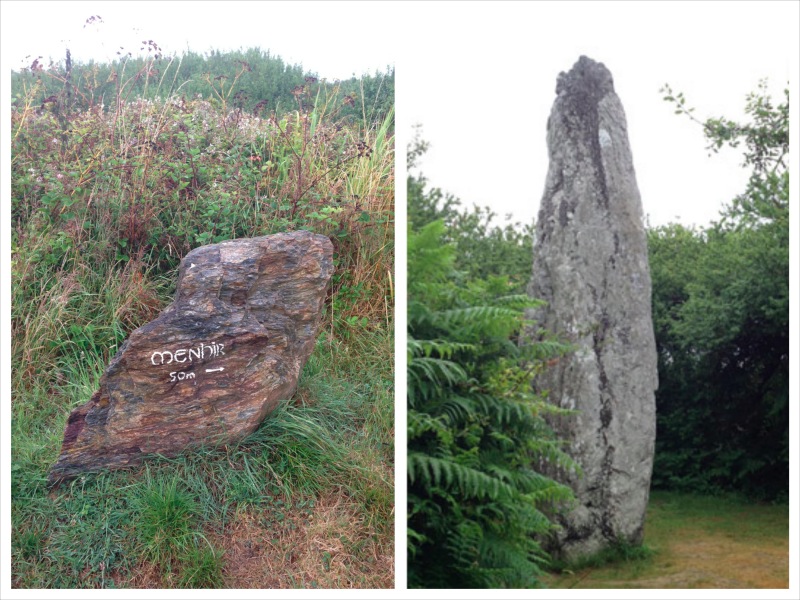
[49,230,333,485]
[525,56,658,560]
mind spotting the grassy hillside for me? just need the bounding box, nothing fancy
[10,52,394,589]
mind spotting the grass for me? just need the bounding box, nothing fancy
[134,474,200,567]
[548,539,656,577]
[544,491,789,589]
[11,49,394,589]
[176,542,226,589]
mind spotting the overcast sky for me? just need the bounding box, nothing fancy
[403,1,797,228]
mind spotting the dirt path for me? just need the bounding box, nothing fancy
[546,493,789,589]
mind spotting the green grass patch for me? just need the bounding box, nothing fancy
[549,539,655,575]
[176,542,226,589]
[646,491,789,544]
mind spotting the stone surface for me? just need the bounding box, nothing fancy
[525,56,658,560]
[49,231,333,485]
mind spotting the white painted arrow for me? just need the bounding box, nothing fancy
[205,367,225,373]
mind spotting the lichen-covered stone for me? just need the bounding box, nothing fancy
[49,231,333,485]
[526,56,658,560]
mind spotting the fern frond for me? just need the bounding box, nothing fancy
[408,356,468,389]
[408,337,476,360]
[408,453,515,501]
[439,305,520,327]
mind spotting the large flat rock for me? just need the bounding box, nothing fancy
[526,56,658,560]
[49,231,333,485]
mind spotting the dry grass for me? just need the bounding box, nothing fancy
[546,492,789,589]
[208,491,393,589]
[551,531,788,589]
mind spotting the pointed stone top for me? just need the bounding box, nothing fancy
[555,55,614,98]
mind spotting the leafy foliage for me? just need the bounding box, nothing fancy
[651,83,789,500]
[407,158,574,587]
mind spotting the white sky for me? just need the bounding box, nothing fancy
[403,1,798,228]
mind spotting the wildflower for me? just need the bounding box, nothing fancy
[56,173,64,180]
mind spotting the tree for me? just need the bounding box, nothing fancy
[650,83,789,499]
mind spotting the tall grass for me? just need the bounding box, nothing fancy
[11,51,394,589]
